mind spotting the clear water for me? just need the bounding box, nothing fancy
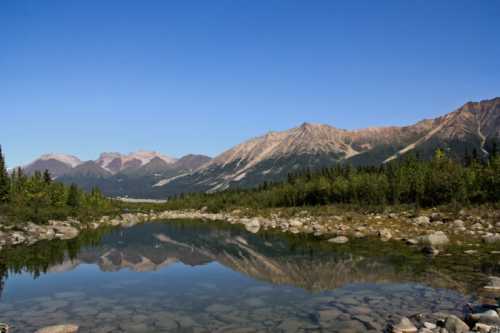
[0,220,475,332]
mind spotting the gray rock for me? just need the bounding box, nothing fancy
[244,218,261,233]
[328,236,349,244]
[289,219,303,228]
[406,238,419,245]
[469,309,499,321]
[378,228,392,241]
[413,216,430,224]
[444,315,469,333]
[484,276,500,290]
[52,225,79,240]
[473,322,493,333]
[483,233,500,244]
[418,231,450,247]
[471,222,484,230]
[390,317,417,333]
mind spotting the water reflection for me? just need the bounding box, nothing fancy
[0,220,494,332]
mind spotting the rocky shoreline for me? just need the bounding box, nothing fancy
[1,208,500,333]
[2,208,500,251]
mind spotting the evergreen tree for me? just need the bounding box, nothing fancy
[0,145,10,203]
[43,169,52,184]
[490,139,498,162]
[67,183,80,209]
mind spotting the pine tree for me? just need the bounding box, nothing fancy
[66,183,80,209]
[0,145,10,203]
[43,169,52,184]
[490,139,498,162]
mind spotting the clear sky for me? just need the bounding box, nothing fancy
[1,0,500,167]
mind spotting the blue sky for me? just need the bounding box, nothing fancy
[1,0,499,167]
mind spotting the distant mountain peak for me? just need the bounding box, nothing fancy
[18,97,500,199]
[38,153,82,167]
[96,150,177,174]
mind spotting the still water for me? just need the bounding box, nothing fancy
[0,220,482,332]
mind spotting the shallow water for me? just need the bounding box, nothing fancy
[0,220,480,332]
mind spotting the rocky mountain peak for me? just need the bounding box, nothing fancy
[38,153,82,167]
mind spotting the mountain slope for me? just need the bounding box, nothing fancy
[155,98,500,196]
[23,154,82,178]
[18,97,500,198]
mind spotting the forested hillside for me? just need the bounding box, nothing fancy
[164,148,500,212]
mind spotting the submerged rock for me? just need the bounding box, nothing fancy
[35,324,79,333]
[328,236,349,244]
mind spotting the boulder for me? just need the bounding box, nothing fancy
[483,233,500,244]
[389,317,417,333]
[378,228,392,241]
[289,219,303,228]
[484,276,500,290]
[413,216,430,224]
[473,323,493,333]
[418,231,450,247]
[444,315,469,333]
[244,218,261,234]
[52,225,79,240]
[469,309,499,321]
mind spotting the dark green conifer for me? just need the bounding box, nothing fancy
[66,183,80,208]
[0,145,10,203]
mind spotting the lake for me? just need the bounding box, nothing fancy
[0,219,486,332]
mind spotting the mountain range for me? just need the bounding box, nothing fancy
[19,97,500,198]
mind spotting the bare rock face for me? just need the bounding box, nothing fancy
[35,324,79,333]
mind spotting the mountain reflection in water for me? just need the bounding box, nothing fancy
[0,220,492,332]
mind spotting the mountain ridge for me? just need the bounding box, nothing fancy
[19,97,500,198]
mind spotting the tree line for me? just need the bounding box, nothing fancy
[164,148,500,212]
[0,145,118,224]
